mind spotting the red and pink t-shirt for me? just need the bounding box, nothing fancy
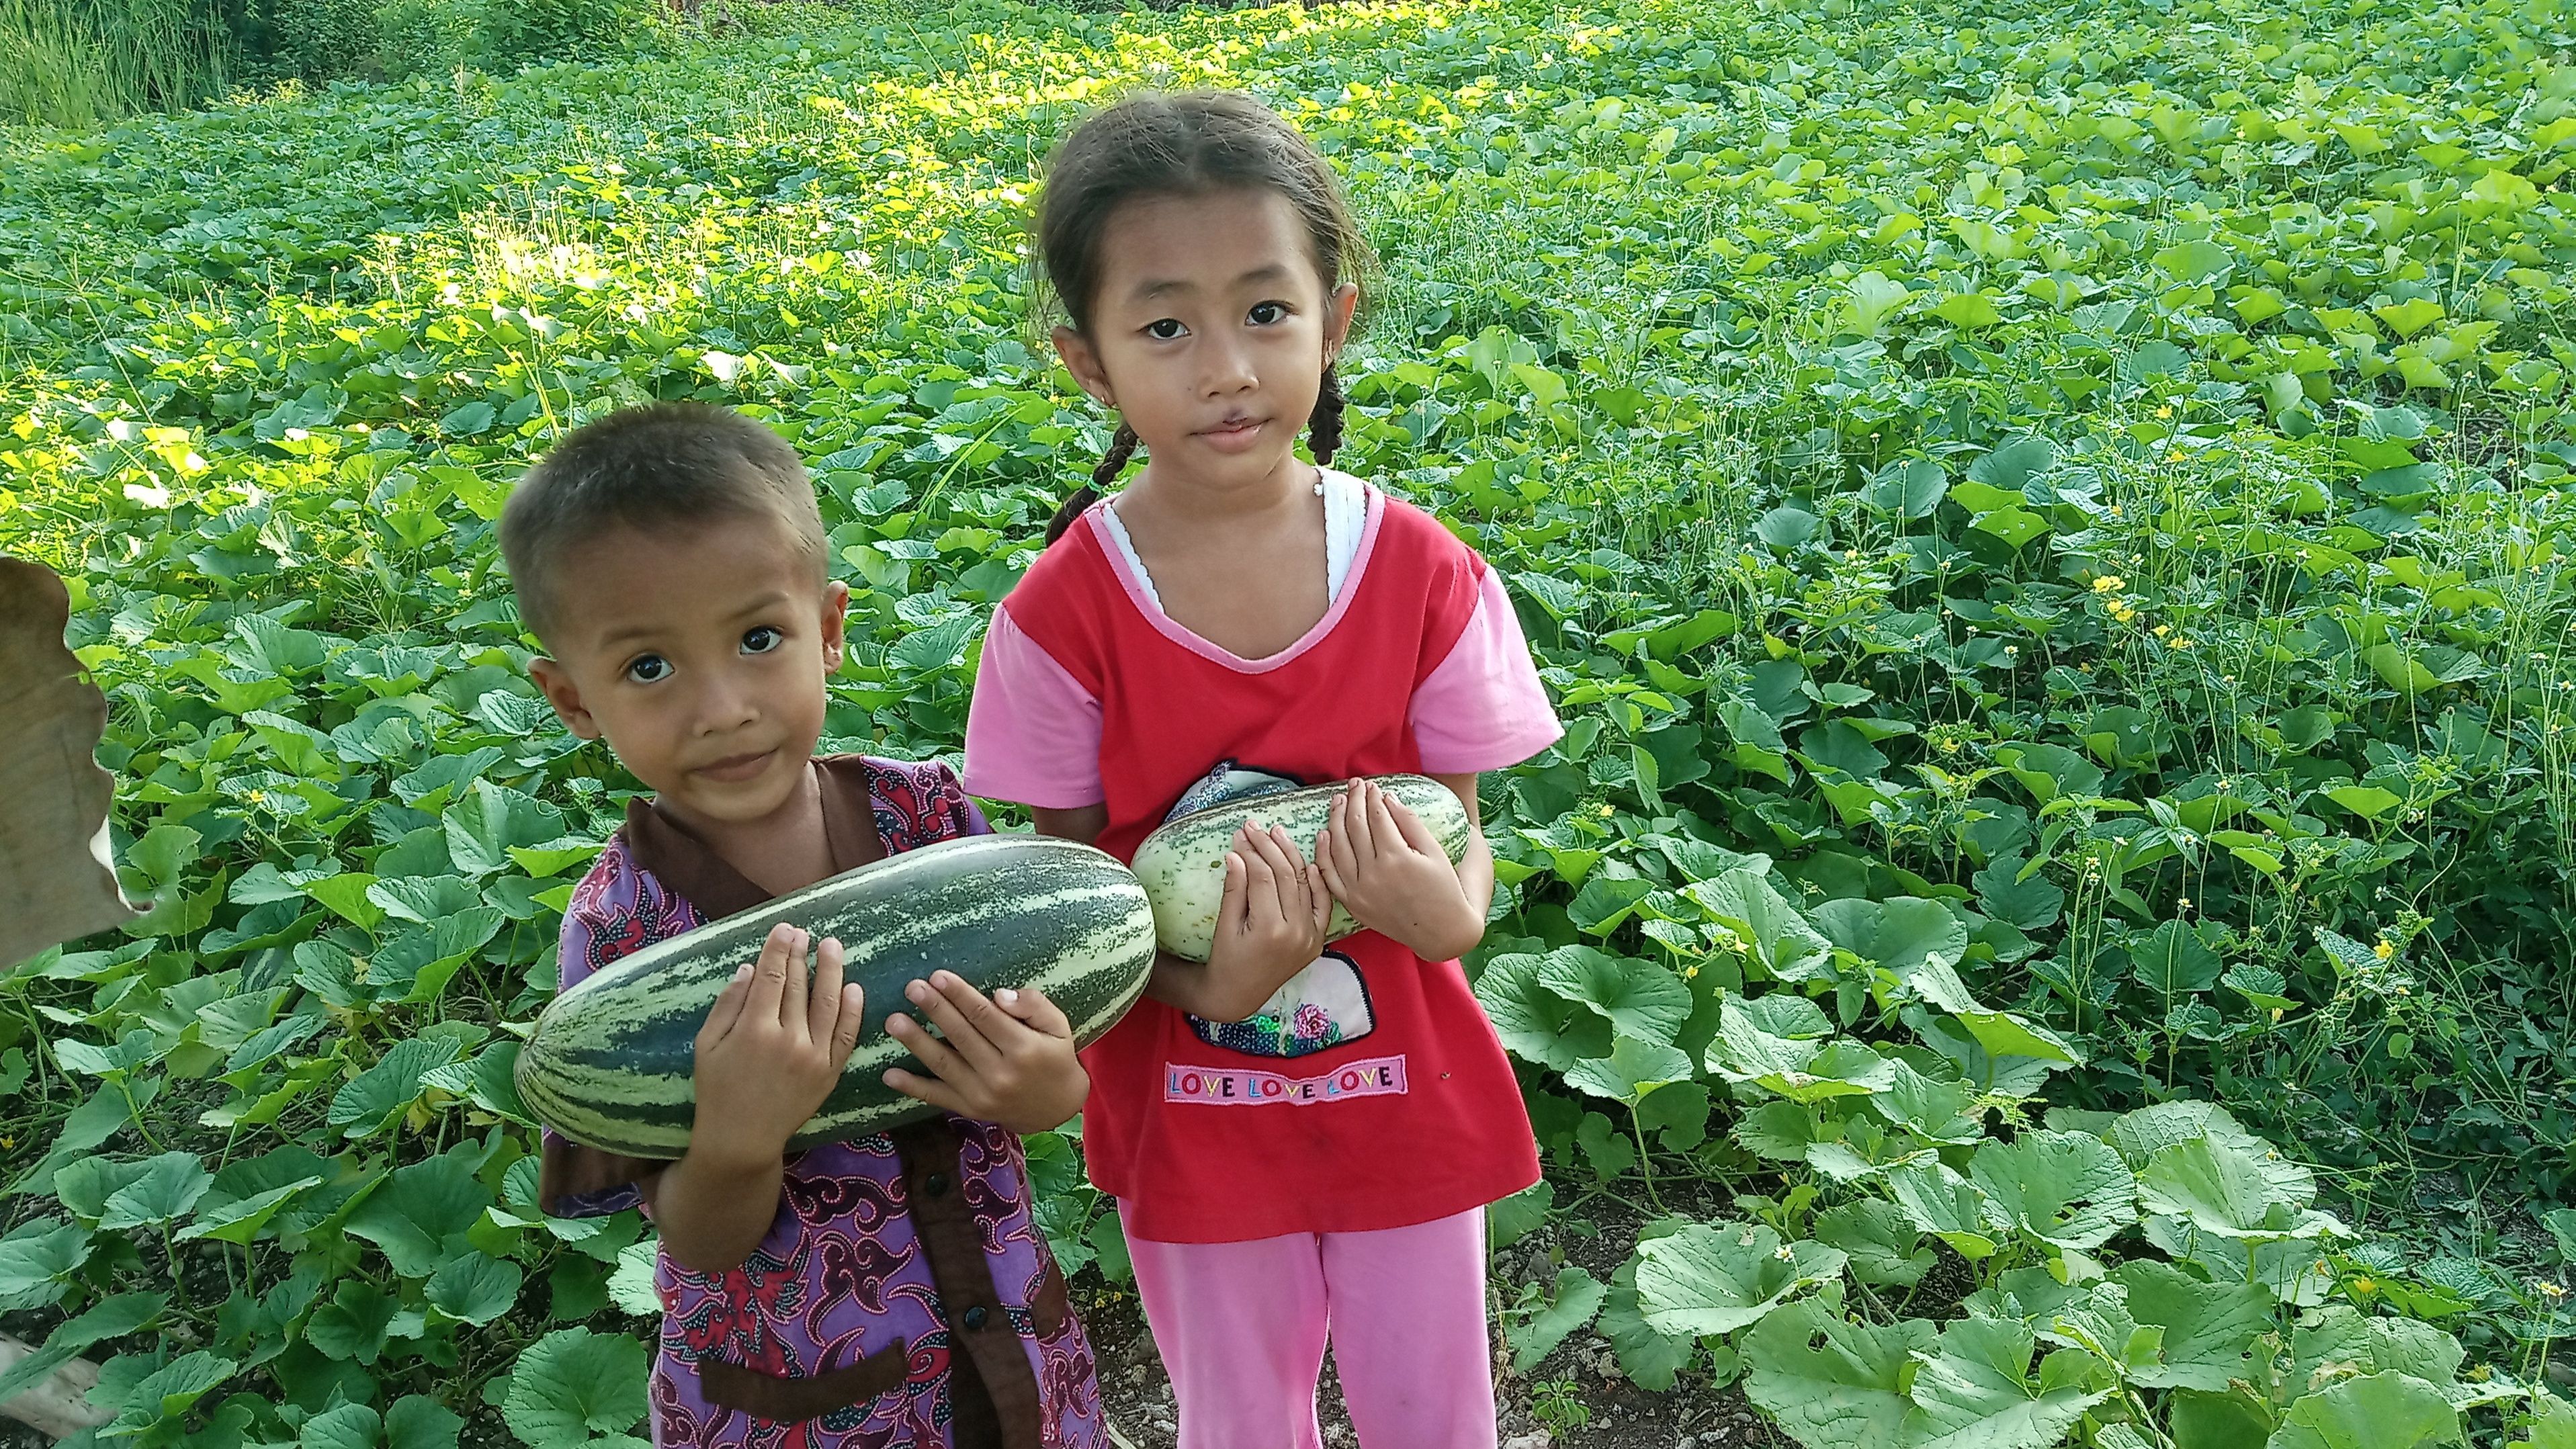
[963,476,1562,1244]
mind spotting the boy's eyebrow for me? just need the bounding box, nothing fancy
[591,590,794,652]
[1131,262,1295,301]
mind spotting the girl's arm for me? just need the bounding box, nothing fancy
[1032,805,1326,1022]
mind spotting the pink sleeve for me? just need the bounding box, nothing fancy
[1410,564,1563,774]
[961,603,1107,809]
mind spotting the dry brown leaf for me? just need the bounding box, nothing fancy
[0,557,138,969]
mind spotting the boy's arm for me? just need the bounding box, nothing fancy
[1030,805,1324,1023]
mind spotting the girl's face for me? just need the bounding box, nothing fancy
[1054,188,1358,498]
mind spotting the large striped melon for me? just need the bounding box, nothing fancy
[516,834,1156,1157]
[1131,775,1473,963]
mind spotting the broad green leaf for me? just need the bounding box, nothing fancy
[1534,945,1691,1043]
[104,1350,235,1435]
[97,1151,212,1231]
[2138,1139,2344,1242]
[427,1252,524,1325]
[1473,951,1613,1071]
[329,1036,464,1138]
[444,780,568,879]
[2134,920,2223,998]
[1970,1130,2136,1253]
[1744,1300,1936,1446]
[0,1219,91,1309]
[1905,1316,2112,1448]
[303,1402,386,1449]
[0,1291,163,1402]
[53,1157,153,1226]
[1888,1161,2002,1259]
[1561,1035,1695,1103]
[2290,1307,2466,1395]
[1814,1199,1935,1287]
[2266,1372,2461,1449]
[503,1327,652,1448]
[1709,994,1895,1102]
[1507,1266,1607,1374]
[607,1239,662,1318]
[1686,869,1833,981]
[306,1279,409,1364]
[1633,1221,1846,1337]
[2109,1260,2270,1390]
[345,1148,496,1277]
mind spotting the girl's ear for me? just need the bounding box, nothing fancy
[1053,324,1115,407]
[528,656,602,741]
[818,580,851,672]
[1323,282,1360,361]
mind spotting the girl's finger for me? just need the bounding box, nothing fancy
[1303,857,1331,934]
[1315,830,1350,904]
[1341,779,1377,859]
[996,985,1074,1039]
[1218,851,1250,935]
[807,937,849,1045]
[881,1067,968,1116]
[697,963,756,1047]
[1238,828,1285,928]
[1387,794,1445,858]
[1364,784,1410,859]
[886,1010,968,1083]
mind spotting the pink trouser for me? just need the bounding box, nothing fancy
[1121,1204,1497,1449]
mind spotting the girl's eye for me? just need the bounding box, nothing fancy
[1248,301,1289,326]
[1144,318,1187,341]
[741,625,783,655]
[625,654,673,685]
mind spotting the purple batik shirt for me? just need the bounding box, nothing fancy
[536,755,1107,1449]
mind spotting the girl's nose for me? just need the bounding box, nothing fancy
[1200,337,1257,396]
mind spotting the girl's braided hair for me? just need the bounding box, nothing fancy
[1034,90,1369,545]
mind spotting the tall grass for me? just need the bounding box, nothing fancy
[0,0,232,128]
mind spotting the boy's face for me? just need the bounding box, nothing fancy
[527,512,848,833]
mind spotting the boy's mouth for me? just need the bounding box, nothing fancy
[693,748,776,783]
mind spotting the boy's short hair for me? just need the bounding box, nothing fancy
[499,402,828,647]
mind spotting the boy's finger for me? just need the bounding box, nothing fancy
[996,985,1074,1039]
[885,1010,968,1082]
[829,983,866,1063]
[808,938,849,1044]
[748,924,796,1023]
[905,973,1006,1072]
[697,963,755,1046]
[881,1067,968,1117]
[777,928,814,1039]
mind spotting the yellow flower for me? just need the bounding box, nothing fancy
[2538,1280,2567,1300]
[2173,638,2192,650]
[2351,1276,2378,1294]
[1940,738,1961,754]
[2166,449,2186,462]
[1683,965,1699,980]
[2374,939,2395,961]
[1598,803,1615,817]
[2153,624,2172,638]
[2155,405,2174,419]
[2092,576,2125,593]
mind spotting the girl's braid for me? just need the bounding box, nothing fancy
[1308,363,1346,467]
[1044,421,1138,545]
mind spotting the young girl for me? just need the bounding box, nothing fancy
[963,93,1563,1447]
[504,401,1108,1448]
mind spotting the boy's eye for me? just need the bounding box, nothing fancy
[625,654,673,685]
[1248,301,1289,326]
[1144,318,1187,341]
[741,625,783,655]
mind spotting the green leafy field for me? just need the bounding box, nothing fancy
[6,0,2576,1442]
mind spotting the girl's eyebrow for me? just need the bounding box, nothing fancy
[1131,262,1295,301]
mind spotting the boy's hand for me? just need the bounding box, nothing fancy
[1316,779,1484,962]
[1201,819,1330,1019]
[883,975,1089,1135]
[691,923,867,1164]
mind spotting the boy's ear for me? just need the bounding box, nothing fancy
[527,656,602,740]
[818,580,851,672]
[1052,325,1115,408]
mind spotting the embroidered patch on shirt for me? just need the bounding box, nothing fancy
[1163,1054,1408,1106]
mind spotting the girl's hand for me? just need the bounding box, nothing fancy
[1200,819,1330,1020]
[1317,779,1485,962]
[882,975,1090,1135]
[690,923,867,1166]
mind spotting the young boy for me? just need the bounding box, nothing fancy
[503,401,1107,1448]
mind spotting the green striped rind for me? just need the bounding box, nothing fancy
[515,834,1156,1158]
[1130,775,1472,963]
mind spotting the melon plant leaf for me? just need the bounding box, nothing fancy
[1561,1035,1695,1103]
[1813,1198,1935,1288]
[2520,1393,2576,1448]
[1473,951,1613,1071]
[302,1402,385,1449]
[1743,1299,1936,1448]
[427,1252,523,1325]
[2266,1372,2462,1449]
[1903,1316,2113,1449]
[1533,945,1691,1043]
[2138,1139,2344,1242]
[179,1176,325,1244]
[2290,1307,2467,1396]
[1601,1242,1694,1392]
[1506,1266,1607,1374]
[443,780,568,880]
[1970,1129,2137,1253]
[2135,920,2224,999]
[105,1350,236,1435]
[345,1148,496,1278]
[0,1219,91,1309]
[607,1239,661,1319]
[2112,1260,2270,1391]
[1887,1161,2002,1260]
[97,1151,213,1231]
[1686,869,1834,981]
[329,1036,463,1139]
[0,1290,165,1402]
[505,1327,651,1448]
[1633,1220,1846,1337]
[53,1158,153,1227]
[387,1399,463,1449]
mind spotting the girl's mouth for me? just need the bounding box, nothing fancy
[1197,416,1268,453]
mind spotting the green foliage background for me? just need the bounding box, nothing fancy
[7,0,2576,1442]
